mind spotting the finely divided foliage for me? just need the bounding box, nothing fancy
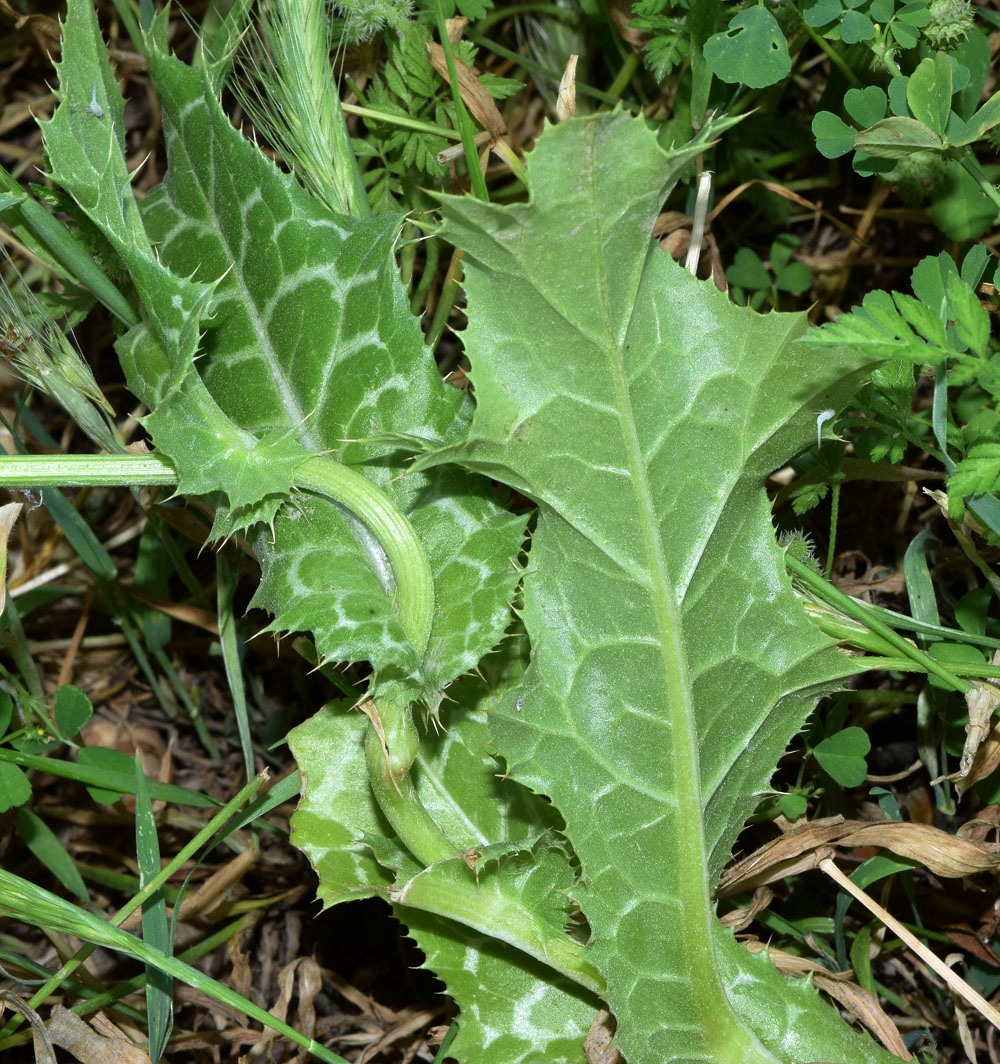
[38,2,907,1061]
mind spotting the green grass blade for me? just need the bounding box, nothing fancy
[0,917,247,1053]
[0,748,219,808]
[787,554,973,693]
[216,555,254,780]
[0,172,139,328]
[0,597,44,701]
[0,867,348,1064]
[903,529,942,631]
[0,773,270,1044]
[134,755,173,1061]
[14,808,88,902]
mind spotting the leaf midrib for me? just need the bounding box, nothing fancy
[588,175,738,1034]
[604,317,719,992]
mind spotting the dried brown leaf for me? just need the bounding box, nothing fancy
[249,957,322,1062]
[839,822,1000,877]
[47,1006,149,1064]
[426,43,506,139]
[0,501,21,614]
[719,816,850,896]
[719,816,1000,897]
[719,885,775,933]
[0,992,56,1064]
[584,1008,623,1064]
[955,721,1000,798]
[557,55,578,121]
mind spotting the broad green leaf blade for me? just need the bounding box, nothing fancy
[812,110,855,158]
[42,0,287,518]
[953,88,1000,145]
[906,53,952,137]
[436,111,898,1063]
[140,49,523,688]
[41,2,146,268]
[411,493,527,692]
[0,761,30,813]
[402,900,597,1064]
[703,8,791,89]
[843,86,887,128]
[53,684,92,741]
[814,726,871,787]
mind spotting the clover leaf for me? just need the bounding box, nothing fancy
[704,7,791,89]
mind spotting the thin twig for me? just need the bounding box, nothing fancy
[820,856,1000,1031]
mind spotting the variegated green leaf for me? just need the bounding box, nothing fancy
[138,49,524,686]
[291,660,599,1063]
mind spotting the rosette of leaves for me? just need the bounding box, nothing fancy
[804,0,929,56]
[814,46,1000,238]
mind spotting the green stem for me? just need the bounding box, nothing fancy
[74,914,249,1023]
[0,599,44,701]
[606,50,640,106]
[341,101,463,141]
[409,214,440,317]
[427,247,465,355]
[800,21,862,88]
[433,0,490,202]
[365,723,459,866]
[687,0,720,134]
[0,452,177,487]
[953,149,1000,217]
[786,554,973,694]
[0,747,217,807]
[847,603,1000,649]
[856,656,1000,681]
[295,455,434,654]
[0,451,449,893]
[0,452,435,658]
[825,477,840,576]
